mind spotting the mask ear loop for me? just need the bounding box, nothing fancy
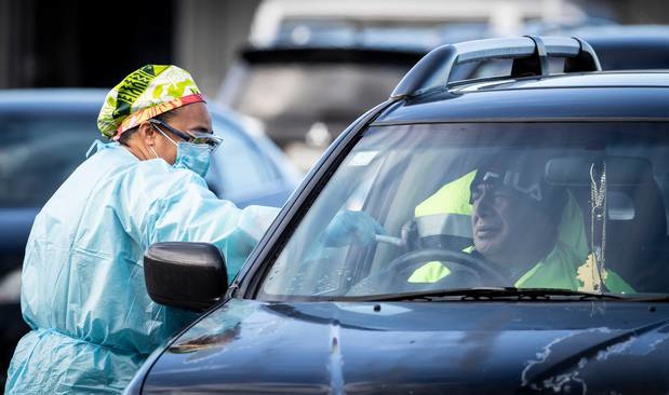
[149,145,160,160]
[150,123,179,147]
[589,161,609,293]
[148,122,179,161]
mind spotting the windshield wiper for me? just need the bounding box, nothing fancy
[365,287,625,302]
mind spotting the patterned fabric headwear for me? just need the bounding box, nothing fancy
[97,65,205,140]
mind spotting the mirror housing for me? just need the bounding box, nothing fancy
[144,242,228,312]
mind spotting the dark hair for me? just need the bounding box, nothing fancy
[118,108,180,145]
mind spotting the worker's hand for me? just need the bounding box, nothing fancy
[322,210,386,247]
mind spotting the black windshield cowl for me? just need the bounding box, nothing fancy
[364,287,626,302]
[625,295,669,302]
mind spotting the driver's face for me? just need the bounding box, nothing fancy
[471,182,546,265]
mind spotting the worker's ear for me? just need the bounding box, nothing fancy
[138,122,158,146]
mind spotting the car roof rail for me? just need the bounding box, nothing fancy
[390,36,601,98]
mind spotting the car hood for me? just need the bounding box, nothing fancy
[141,299,669,394]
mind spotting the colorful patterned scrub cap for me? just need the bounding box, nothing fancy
[97,65,205,140]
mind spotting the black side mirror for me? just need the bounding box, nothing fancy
[144,242,228,312]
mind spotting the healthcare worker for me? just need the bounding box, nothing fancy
[4,65,278,394]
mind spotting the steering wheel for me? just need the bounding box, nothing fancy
[346,248,510,296]
[385,248,510,286]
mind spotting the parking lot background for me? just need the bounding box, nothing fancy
[0,0,666,95]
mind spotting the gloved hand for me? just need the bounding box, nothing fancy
[322,210,386,247]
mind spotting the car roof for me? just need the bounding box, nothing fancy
[0,88,107,113]
[452,71,669,91]
[238,46,426,66]
[374,71,669,124]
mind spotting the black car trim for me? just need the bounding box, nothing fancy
[371,117,669,126]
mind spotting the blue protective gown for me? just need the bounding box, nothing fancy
[4,142,278,394]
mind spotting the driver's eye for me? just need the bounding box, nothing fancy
[471,184,493,202]
[471,185,512,204]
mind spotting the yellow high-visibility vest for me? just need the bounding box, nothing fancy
[408,172,634,293]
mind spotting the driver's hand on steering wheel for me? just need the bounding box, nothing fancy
[322,210,386,247]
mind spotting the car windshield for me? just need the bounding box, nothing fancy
[259,122,669,300]
[0,114,94,207]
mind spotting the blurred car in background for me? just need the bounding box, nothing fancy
[465,24,669,81]
[217,0,601,172]
[206,105,302,206]
[216,44,426,171]
[518,23,669,71]
[564,25,669,70]
[0,88,300,386]
[215,23,493,172]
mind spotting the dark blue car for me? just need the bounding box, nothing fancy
[0,88,300,386]
[127,36,669,394]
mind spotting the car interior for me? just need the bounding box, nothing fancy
[373,156,669,295]
[261,122,669,298]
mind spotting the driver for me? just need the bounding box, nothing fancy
[407,156,634,292]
